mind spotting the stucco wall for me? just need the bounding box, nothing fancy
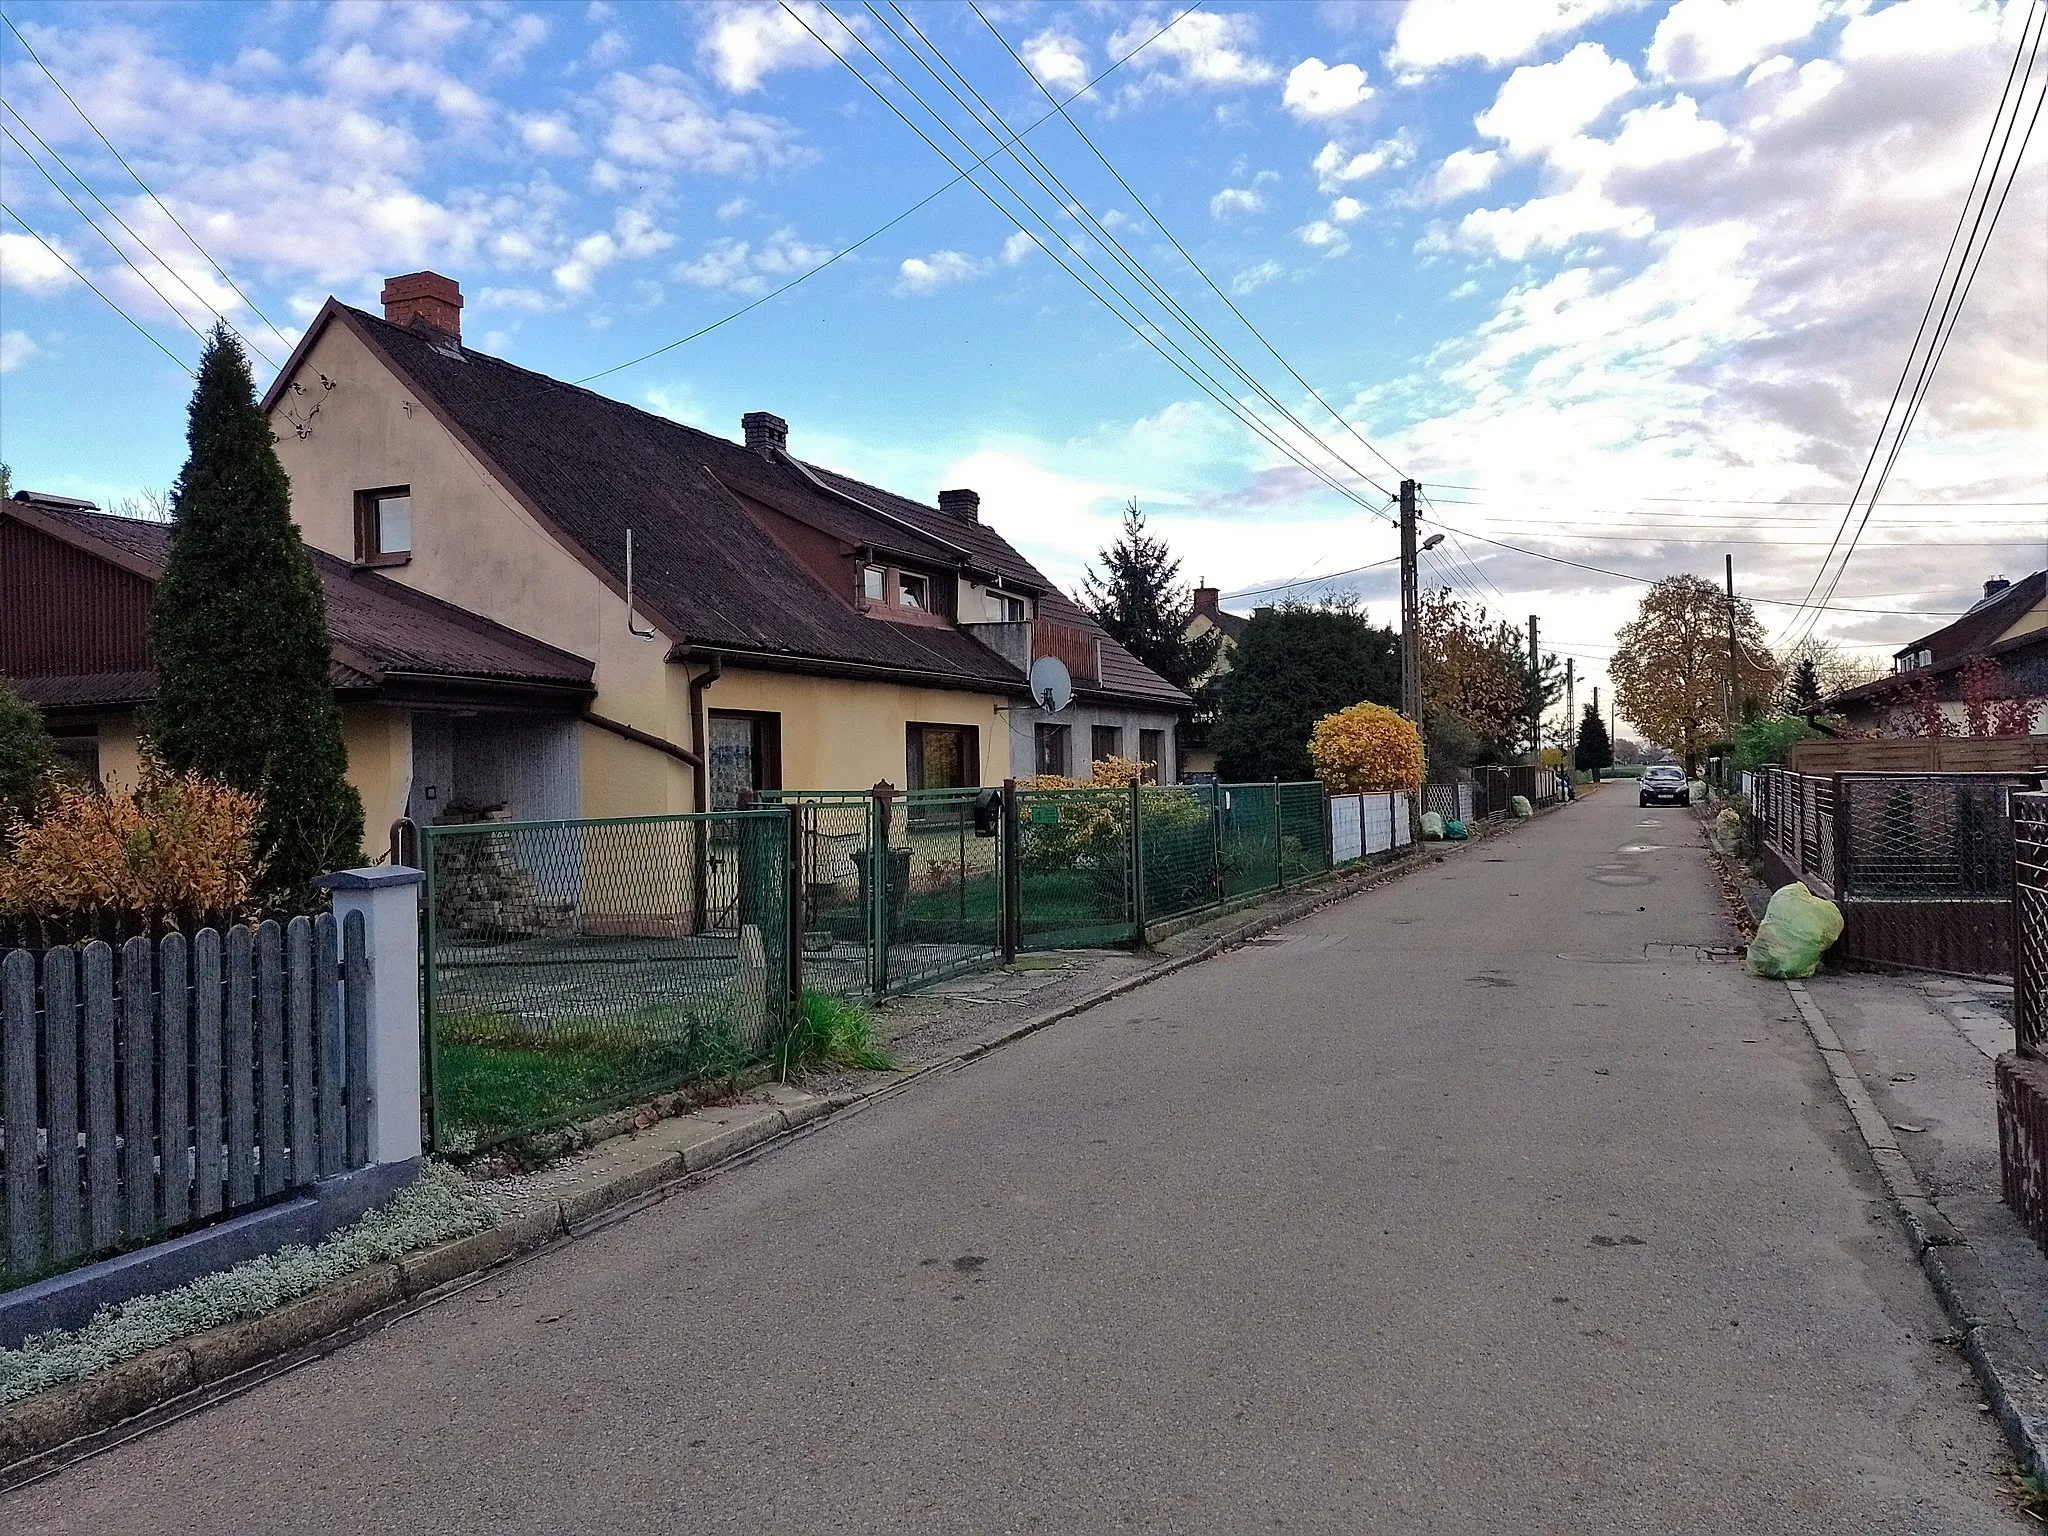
[708,668,1009,791]
[1008,702,1179,782]
[94,711,142,791]
[340,705,412,855]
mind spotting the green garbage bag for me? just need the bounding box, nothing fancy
[1444,818,1468,840]
[1510,794,1533,818]
[1421,811,1446,839]
[1745,881,1843,979]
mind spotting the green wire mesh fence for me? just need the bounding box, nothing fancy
[1014,788,1138,950]
[421,810,792,1154]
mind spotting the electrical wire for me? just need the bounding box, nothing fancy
[1223,554,1400,602]
[0,200,193,373]
[572,5,1202,385]
[1,10,294,353]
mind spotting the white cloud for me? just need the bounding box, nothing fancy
[698,1,844,93]
[0,330,39,373]
[1023,28,1089,92]
[1387,0,1635,76]
[1232,259,1285,294]
[0,232,77,293]
[1312,130,1416,191]
[1297,219,1351,257]
[717,197,751,220]
[1474,43,1637,158]
[1648,0,1827,83]
[518,113,581,155]
[1106,10,1277,95]
[1452,185,1656,260]
[895,249,990,296]
[674,225,832,295]
[1000,231,1038,266]
[600,66,807,177]
[1283,57,1371,119]
[1330,196,1365,223]
[489,13,551,71]
[552,206,675,294]
[1209,185,1266,218]
[1429,147,1502,201]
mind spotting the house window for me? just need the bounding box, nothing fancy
[1091,725,1122,767]
[897,572,928,611]
[1139,729,1165,782]
[708,711,781,810]
[863,564,886,602]
[354,486,412,565]
[991,591,1026,623]
[907,723,977,791]
[1035,723,1070,778]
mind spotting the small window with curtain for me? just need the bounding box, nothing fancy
[897,572,928,610]
[907,722,977,791]
[354,486,412,565]
[1035,723,1070,779]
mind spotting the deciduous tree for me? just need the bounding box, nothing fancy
[1213,605,1398,781]
[1609,574,1778,775]
[1417,590,1526,763]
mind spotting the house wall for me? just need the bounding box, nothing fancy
[1009,702,1178,782]
[705,667,1008,791]
[95,711,142,790]
[341,705,412,855]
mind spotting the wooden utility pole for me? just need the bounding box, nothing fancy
[1724,553,1740,737]
[1399,480,1421,728]
[1527,614,1541,763]
[1563,656,1576,765]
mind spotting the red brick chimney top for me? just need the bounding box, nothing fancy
[1194,585,1221,616]
[381,271,462,341]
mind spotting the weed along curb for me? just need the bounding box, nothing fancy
[1782,980,2048,1485]
[0,812,1544,1480]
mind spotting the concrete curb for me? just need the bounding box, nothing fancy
[0,809,1559,1479]
[1783,979,2048,1485]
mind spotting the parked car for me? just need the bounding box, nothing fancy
[1639,765,1690,807]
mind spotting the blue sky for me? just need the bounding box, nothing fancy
[2,0,2044,725]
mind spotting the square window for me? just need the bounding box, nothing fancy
[907,723,977,791]
[1091,725,1122,767]
[898,572,927,610]
[993,591,1025,623]
[354,485,412,565]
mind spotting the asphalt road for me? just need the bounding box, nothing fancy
[7,788,2024,1533]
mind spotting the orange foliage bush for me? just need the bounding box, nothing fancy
[1307,702,1425,792]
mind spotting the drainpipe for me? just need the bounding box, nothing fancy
[688,653,723,936]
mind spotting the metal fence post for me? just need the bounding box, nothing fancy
[785,803,803,1023]
[868,788,888,1000]
[1273,779,1285,891]
[1001,778,1021,963]
[1211,786,1225,903]
[1130,781,1147,947]
[1832,773,1851,902]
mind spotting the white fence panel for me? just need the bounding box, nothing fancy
[1330,795,1364,864]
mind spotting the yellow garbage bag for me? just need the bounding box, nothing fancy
[1745,881,1843,979]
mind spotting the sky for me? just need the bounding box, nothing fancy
[1,0,2044,738]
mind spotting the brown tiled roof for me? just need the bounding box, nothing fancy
[7,506,595,702]
[1892,571,2045,665]
[328,306,1187,709]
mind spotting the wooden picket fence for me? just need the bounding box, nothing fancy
[2,913,373,1286]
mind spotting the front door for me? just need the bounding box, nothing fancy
[709,711,780,809]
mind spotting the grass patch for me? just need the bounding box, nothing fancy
[777,988,895,1079]
[2006,1467,2048,1520]
[0,1163,495,1407]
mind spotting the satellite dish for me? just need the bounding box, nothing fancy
[1029,655,1073,713]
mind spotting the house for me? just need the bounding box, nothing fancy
[1178,585,1251,777]
[1824,571,2048,735]
[3,272,1185,830]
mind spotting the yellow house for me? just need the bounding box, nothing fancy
[3,271,1187,837]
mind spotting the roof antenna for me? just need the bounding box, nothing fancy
[626,529,656,641]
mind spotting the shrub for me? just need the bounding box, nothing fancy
[1308,702,1425,792]
[0,679,62,829]
[0,749,262,941]
[1733,713,1821,771]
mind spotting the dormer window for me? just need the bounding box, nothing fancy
[990,590,1026,623]
[355,486,412,566]
[863,564,886,601]
[898,572,927,610]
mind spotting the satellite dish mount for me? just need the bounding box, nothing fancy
[1029,655,1073,713]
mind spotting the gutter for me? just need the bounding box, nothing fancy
[581,709,701,768]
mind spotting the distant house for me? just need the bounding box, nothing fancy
[3,271,1187,831]
[1824,571,2047,735]
[1179,585,1250,777]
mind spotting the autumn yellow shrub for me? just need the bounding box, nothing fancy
[1308,702,1425,793]
[0,750,263,936]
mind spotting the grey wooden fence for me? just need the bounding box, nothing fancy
[2,913,371,1286]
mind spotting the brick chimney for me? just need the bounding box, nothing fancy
[1985,576,2011,600]
[1194,584,1222,619]
[742,411,788,457]
[381,271,461,341]
[938,488,980,522]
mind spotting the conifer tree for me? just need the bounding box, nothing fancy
[151,325,363,903]
[1573,701,1613,776]
[1785,656,1823,718]
[1081,499,1217,692]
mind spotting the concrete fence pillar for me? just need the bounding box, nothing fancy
[317,867,425,1166]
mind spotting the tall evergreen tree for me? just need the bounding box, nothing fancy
[151,325,363,903]
[1081,499,1218,692]
[1213,606,1399,781]
[1573,701,1612,775]
[1785,656,1823,717]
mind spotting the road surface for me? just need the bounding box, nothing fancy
[6,786,2023,1532]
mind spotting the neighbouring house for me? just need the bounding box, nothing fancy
[3,272,1185,831]
[1178,584,1250,777]
[1825,571,2048,737]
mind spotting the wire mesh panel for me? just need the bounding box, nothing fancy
[1217,783,1280,898]
[764,792,874,999]
[1014,788,1137,950]
[2017,792,2048,1054]
[422,810,792,1154]
[1279,782,1328,879]
[1836,774,2026,902]
[885,789,1004,992]
[1140,783,1223,924]
[1423,783,1459,823]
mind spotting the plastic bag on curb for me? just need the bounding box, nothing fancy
[1421,811,1446,839]
[1509,794,1533,818]
[1745,881,1843,979]
[1444,818,1468,840]
[1713,806,1744,855]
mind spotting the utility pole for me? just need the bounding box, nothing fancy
[1527,614,1540,764]
[1563,656,1576,765]
[1399,480,1421,729]
[1724,553,1740,738]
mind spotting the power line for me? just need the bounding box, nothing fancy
[1,10,294,354]
[0,97,275,365]
[1223,554,1399,602]
[0,200,193,373]
[1427,484,2047,508]
[572,6,1202,386]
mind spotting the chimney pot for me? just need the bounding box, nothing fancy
[742,411,788,457]
[381,271,461,342]
[938,487,980,522]
[1985,576,2011,599]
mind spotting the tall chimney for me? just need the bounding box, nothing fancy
[938,488,980,522]
[1194,585,1221,618]
[742,411,788,457]
[381,271,462,341]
